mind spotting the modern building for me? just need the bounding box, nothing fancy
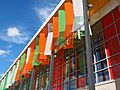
[0,0,120,90]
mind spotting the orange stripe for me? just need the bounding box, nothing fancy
[53,17,59,38]
[64,2,74,38]
[38,32,47,61]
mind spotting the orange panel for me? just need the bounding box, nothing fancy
[22,48,35,77]
[21,59,26,76]
[25,48,34,72]
[64,2,74,38]
[65,2,74,25]
[53,17,59,38]
[38,33,47,60]
[90,0,109,16]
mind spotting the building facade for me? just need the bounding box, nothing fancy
[0,0,120,90]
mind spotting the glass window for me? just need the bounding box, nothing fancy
[94,44,106,62]
[96,60,107,70]
[97,69,110,83]
[92,21,102,36]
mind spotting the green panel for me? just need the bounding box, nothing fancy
[58,10,66,33]
[57,10,66,46]
[32,37,41,66]
[20,53,26,73]
[3,73,8,89]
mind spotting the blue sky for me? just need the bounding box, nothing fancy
[0,0,60,79]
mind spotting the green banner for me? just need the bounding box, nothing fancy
[32,37,41,66]
[20,53,26,73]
[58,10,66,44]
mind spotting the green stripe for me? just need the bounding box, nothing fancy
[20,53,26,73]
[58,10,66,45]
[58,10,66,32]
[32,37,41,66]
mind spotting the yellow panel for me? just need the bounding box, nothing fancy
[89,0,109,16]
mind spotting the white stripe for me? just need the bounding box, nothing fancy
[6,70,12,88]
[44,32,53,55]
[26,48,31,64]
[72,0,83,17]
[12,60,20,82]
[72,0,84,32]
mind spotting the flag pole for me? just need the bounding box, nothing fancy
[83,0,95,90]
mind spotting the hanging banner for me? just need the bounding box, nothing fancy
[72,0,84,31]
[44,32,53,55]
[32,37,41,66]
[39,32,47,60]
[10,64,17,85]
[22,48,31,76]
[58,10,66,43]
[6,70,12,88]
[64,2,74,38]
[15,60,21,82]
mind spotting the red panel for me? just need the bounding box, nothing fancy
[51,38,57,50]
[52,87,57,90]
[58,85,62,90]
[113,6,120,21]
[101,12,114,29]
[103,24,116,40]
[105,37,120,57]
[77,77,86,88]
[110,65,120,79]
[116,19,120,33]
[108,54,120,66]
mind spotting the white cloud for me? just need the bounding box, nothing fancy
[35,7,54,22]
[0,49,10,56]
[35,3,57,22]
[0,27,30,44]
[7,27,21,37]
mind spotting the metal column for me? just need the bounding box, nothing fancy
[29,67,36,90]
[48,54,54,90]
[19,77,24,90]
[83,0,95,90]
